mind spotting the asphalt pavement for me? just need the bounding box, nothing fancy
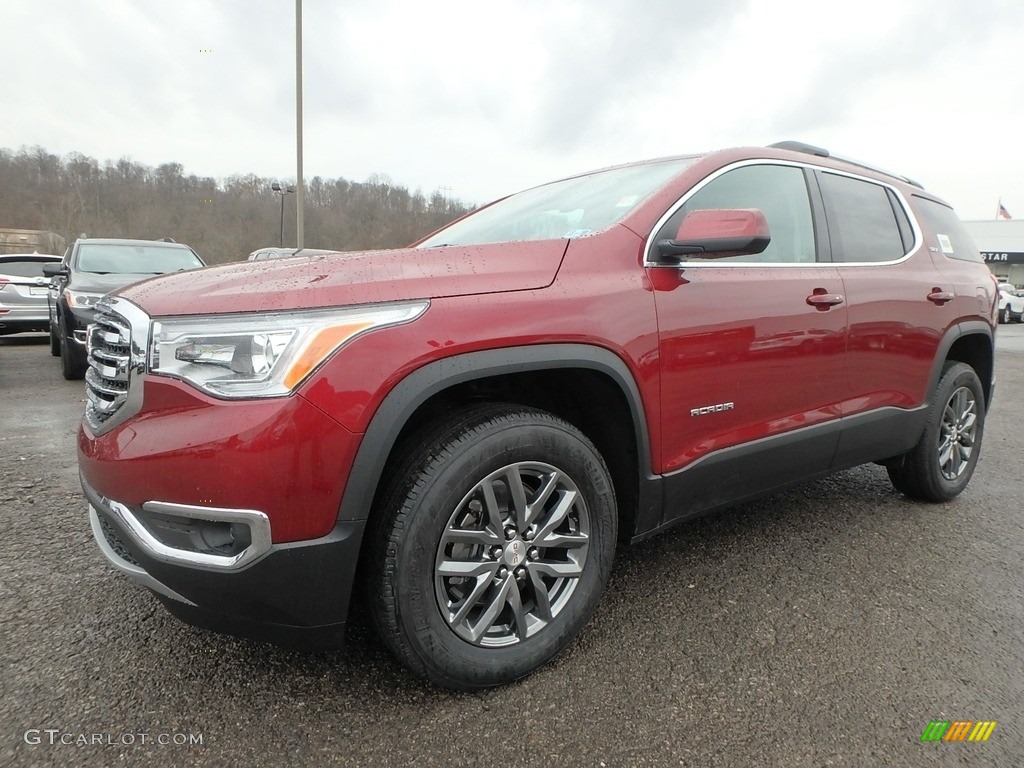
[2,326,1023,767]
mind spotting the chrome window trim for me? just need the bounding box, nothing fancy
[815,166,924,266]
[103,498,273,572]
[643,158,923,269]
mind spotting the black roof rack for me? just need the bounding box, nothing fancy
[769,140,830,158]
[768,140,924,189]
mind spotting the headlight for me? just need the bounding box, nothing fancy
[149,301,428,398]
[66,290,104,308]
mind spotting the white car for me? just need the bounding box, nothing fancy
[247,247,338,261]
[997,282,1024,323]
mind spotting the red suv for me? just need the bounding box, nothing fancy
[78,142,997,690]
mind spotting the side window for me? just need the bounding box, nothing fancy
[819,173,906,262]
[912,196,983,263]
[654,164,816,263]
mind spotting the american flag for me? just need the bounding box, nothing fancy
[998,201,1012,220]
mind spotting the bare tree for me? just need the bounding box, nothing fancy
[0,146,472,263]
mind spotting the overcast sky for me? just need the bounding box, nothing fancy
[4,0,1023,218]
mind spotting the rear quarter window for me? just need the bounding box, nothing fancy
[912,196,983,263]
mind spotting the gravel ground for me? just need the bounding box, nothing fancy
[1,326,1023,767]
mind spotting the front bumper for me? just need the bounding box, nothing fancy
[85,477,365,649]
[66,306,96,345]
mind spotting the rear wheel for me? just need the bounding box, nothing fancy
[886,362,985,501]
[368,404,617,690]
[1000,306,1011,324]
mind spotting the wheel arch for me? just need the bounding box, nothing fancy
[336,344,659,543]
[932,321,995,409]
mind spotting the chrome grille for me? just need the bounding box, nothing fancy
[85,305,133,429]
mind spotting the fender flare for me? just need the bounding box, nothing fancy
[926,320,995,405]
[335,344,655,525]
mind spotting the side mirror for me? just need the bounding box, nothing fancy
[42,263,67,278]
[655,208,771,262]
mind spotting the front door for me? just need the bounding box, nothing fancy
[647,162,848,522]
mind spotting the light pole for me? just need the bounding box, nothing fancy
[271,182,296,247]
[295,0,304,249]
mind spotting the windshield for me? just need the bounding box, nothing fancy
[418,157,696,247]
[77,243,203,274]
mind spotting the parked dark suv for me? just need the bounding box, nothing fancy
[44,237,204,379]
[77,143,997,690]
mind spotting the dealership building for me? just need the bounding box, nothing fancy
[963,220,1024,287]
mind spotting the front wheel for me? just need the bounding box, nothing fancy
[1000,306,1011,324]
[887,362,986,501]
[59,319,87,380]
[368,404,617,690]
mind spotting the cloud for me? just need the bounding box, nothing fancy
[759,0,1024,141]
[528,0,748,150]
[3,0,1024,215]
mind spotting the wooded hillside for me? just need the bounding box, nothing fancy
[0,147,473,263]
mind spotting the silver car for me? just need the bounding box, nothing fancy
[0,253,62,335]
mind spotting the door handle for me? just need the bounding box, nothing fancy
[927,289,955,305]
[806,290,845,310]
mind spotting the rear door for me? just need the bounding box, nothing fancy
[814,171,951,465]
[647,162,848,522]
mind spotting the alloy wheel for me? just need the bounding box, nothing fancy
[937,386,978,481]
[434,461,590,647]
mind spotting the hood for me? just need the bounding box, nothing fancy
[72,271,169,294]
[120,240,568,317]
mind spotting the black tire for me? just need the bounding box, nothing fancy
[59,319,87,380]
[1000,306,1011,324]
[886,362,985,502]
[368,403,617,690]
[49,324,60,356]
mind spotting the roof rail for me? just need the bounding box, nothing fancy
[769,140,830,158]
[161,237,176,243]
[829,154,925,189]
[769,140,924,189]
